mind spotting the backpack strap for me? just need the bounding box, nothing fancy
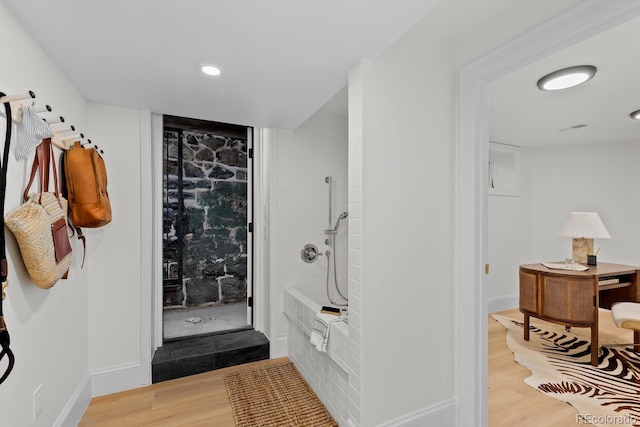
[0,94,15,384]
[60,146,86,268]
[75,227,86,268]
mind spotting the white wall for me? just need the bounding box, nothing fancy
[355,34,457,427]
[528,141,640,266]
[0,4,146,424]
[488,141,640,309]
[0,3,90,426]
[488,194,530,295]
[268,91,348,357]
[487,148,530,310]
[254,128,272,336]
[348,0,584,425]
[86,104,144,385]
[347,62,365,427]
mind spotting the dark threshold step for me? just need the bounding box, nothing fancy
[151,328,270,383]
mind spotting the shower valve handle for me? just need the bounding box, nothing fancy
[301,244,322,263]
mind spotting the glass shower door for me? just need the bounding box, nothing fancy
[162,117,251,340]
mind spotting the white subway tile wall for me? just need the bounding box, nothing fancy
[285,287,349,425]
[346,62,365,427]
[276,110,348,318]
[284,287,348,371]
[275,95,352,423]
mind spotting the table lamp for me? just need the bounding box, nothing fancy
[559,212,611,264]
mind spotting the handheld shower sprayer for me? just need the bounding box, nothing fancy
[325,211,348,235]
[333,211,349,231]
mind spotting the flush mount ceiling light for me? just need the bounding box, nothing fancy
[536,65,597,91]
[201,65,221,76]
[630,110,640,120]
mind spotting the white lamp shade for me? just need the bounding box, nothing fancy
[559,212,611,239]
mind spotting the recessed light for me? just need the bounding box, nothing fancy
[201,65,221,76]
[537,65,597,91]
[630,110,640,120]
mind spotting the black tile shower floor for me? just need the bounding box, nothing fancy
[151,328,270,383]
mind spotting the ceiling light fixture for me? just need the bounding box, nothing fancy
[536,65,597,91]
[201,65,221,76]
[630,110,640,120]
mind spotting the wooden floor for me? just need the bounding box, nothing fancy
[79,357,288,427]
[80,310,633,426]
[488,308,634,427]
[488,309,577,426]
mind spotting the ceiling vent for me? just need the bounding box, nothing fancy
[556,123,588,132]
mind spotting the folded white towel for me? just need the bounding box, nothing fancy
[310,312,345,352]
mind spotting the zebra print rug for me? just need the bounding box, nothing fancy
[494,314,640,427]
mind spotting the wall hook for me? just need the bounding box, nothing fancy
[0,90,35,103]
[34,104,52,114]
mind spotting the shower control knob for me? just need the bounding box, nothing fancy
[301,244,322,263]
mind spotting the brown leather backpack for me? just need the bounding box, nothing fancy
[62,141,112,228]
[61,141,112,266]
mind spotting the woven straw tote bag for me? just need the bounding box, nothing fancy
[4,138,72,289]
[5,194,71,289]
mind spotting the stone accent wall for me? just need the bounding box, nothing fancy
[163,128,248,308]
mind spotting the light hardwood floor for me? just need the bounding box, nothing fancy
[489,309,578,426]
[489,308,634,427]
[80,311,633,426]
[79,357,289,427]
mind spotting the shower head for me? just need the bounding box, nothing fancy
[333,211,349,231]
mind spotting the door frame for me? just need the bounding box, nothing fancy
[457,2,640,426]
[246,127,254,326]
[148,116,260,350]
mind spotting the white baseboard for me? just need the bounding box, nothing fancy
[488,293,518,314]
[378,398,457,427]
[90,362,149,397]
[53,374,92,427]
[53,363,148,426]
[270,336,288,359]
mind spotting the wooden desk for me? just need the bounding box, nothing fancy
[519,262,640,366]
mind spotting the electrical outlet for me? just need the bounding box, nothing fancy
[33,384,43,421]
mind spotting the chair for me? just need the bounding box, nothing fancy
[606,302,640,350]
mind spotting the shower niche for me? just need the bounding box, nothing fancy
[162,115,252,340]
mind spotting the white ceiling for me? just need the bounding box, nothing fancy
[2,0,439,129]
[490,14,640,148]
[8,0,631,139]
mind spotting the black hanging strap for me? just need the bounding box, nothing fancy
[0,94,15,384]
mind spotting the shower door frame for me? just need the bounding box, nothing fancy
[162,127,186,311]
[151,116,256,347]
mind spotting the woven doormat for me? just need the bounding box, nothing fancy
[224,361,338,427]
